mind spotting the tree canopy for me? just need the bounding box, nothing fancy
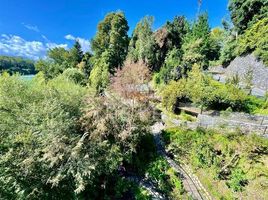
[128,16,160,71]
[91,11,129,70]
[229,0,268,33]
[0,55,36,75]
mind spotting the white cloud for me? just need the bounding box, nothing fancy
[22,23,40,32]
[64,34,91,52]
[0,34,68,60]
[77,38,91,53]
[46,43,68,49]
[65,34,76,40]
[41,34,49,42]
[1,34,9,40]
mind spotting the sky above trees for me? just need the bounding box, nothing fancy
[0,0,228,60]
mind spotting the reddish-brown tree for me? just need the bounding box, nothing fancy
[111,60,152,103]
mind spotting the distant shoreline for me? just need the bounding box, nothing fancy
[21,74,35,80]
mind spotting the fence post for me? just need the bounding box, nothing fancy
[261,116,264,125]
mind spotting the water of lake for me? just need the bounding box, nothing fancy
[21,75,35,80]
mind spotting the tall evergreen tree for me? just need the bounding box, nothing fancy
[182,13,214,68]
[165,16,189,50]
[89,51,110,93]
[128,16,160,71]
[228,0,268,33]
[192,13,210,39]
[89,12,129,92]
[70,40,84,66]
[91,11,129,70]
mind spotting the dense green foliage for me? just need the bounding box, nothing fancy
[0,73,86,199]
[228,0,268,33]
[128,16,160,71]
[0,73,154,199]
[91,12,129,69]
[162,128,268,199]
[89,50,110,93]
[35,41,90,80]
[89,12,129,92]
[216,0,268,66]
[165,16,189,52]
[1,1,268,199]
[238,17,268,65]
[161,64,264,113]
[62,67,86,84]
[154,48,185,85]
[146,157,184,199]
[219,35,238,67]
[182,13,216,69]
[0,55,36,75]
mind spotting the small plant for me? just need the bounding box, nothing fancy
[244,66,254,95]
[180,111,197,122]
[228,73,240,87]
[220,107,232,117]
[146,157,184,198]
[227,168,248,192]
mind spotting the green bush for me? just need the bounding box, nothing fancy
[162,128,268,196]
[191,138,217,168]
[131,133,157,174]
[113,177,152,199]
[161,79,189,112]
[62,68,86,84]
[0,73,86,199]
[162,128,201,157]
[238,17,268,65]
[254,95,268,114]
[220,36,239,67]
[146,157,184,198]
[160,65,265,113]
[146,157,172,192]
[227,168,248,192]
[155,48,184,85]
[89,51,110,93]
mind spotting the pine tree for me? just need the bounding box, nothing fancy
[70,40,83,67]
[128,16,160,71]
[91,12,129,70]
[229,0,268,33]
[182,13,212,69]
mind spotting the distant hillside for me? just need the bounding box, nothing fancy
[0,55,36,75]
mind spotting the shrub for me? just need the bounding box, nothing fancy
[0,74,86,199]
[155,48,185,85]
[220,36,239,67]
[160,65,263,113]
[62,68,85,84]
[111,60,151,103]
[146,157,172,192]
[89,51,110,93]
[227,168,248,192]
[162,127,267,198]
[182,38,206,68]
[146,157,184,198]
[238,17,268,65]
[191,138,217,168]
[161,79,189,112]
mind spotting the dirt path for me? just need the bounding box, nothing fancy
[125,175,167,199]
[151,122,213,200]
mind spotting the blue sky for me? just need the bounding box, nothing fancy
[0,0,229,60]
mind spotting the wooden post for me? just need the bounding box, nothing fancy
[261,116,264,125]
